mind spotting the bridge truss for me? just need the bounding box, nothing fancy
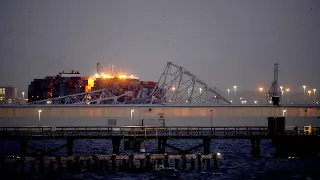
[27,89,129,105]
[129,62,231,105]
[27,62,230,105]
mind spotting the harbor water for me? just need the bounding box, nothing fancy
[1,139,319,180]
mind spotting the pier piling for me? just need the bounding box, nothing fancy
[112,137,121,155]
[158,137,167,153]
[251,137,261,157]
[203,136,211,155]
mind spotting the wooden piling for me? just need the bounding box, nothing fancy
[79,159,85,171]
[145,154,152,171]
[182,154,187,170]
[112,137,121,155]
[164,154,169,168]
[30,160,35,174]
[56,156,63,173]
[157,137,167,153]
[203,137,211,155]
[197,154,202,170]
[190,158,195,170]
[74,156,80,172]
[174,159,179,170]
[213,153,218,169]
[251,138,261,157]
[39,156,45,173]
[93,155,99,171]
[20,138,27,173]
[0,157,6,174]
[128,154,135,171]
[111,154,116,172]
[49,160,55,174]
[206,158,210,170]
[66,138,74,172]
[139,159,144,171]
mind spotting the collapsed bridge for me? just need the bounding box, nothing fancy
[27,62,231,105]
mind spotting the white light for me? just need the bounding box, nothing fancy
[217,152,221,156]
[38,110,42,127]
[130,109,134,121]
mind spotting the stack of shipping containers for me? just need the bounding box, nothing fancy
[27,70,157,104]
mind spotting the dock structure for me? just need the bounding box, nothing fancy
[1,153,220,174]
[1,125,320,174]
[0,126,274,139]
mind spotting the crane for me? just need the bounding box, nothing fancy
[267,63,281,105]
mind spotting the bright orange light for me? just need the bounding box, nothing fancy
[308,90,311,94]
[259,87,263,92]
[286,88,290,92]
[86,77,94,92]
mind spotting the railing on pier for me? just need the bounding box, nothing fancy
[1,126,319,139]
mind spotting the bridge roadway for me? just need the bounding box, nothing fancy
[1,104,320,127]
[1,126,320,140]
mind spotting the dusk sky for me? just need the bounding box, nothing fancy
[0,0,319,93]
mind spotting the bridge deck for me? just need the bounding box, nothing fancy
[1,126,319,140]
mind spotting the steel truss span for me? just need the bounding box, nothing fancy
[130,62,231,105]
[27,62,230,105]
[27,89,128,105]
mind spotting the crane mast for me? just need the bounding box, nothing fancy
[267,63,281,105]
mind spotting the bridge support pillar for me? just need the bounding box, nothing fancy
[158,137,167,153]
[203,136,211,155]
[20,137,28,173]
[66,137,74,172]
[251,137,261,157]
[67,137,74,156]
[112,137,121,155]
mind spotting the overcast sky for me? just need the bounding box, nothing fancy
[0,0,319,93]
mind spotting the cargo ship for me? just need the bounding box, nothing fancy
[27,65,157,104]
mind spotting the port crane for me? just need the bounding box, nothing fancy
[267,63,281,105]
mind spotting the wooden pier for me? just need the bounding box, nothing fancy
[2,126,317,139]
[1,153,220,174]
[1,125,320,174]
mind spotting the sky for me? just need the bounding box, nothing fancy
[0,0,319,93]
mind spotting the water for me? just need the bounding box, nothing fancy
[1,139,319,180]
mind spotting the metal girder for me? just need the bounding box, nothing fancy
[130,62,231,105]
[27,89,128,105]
